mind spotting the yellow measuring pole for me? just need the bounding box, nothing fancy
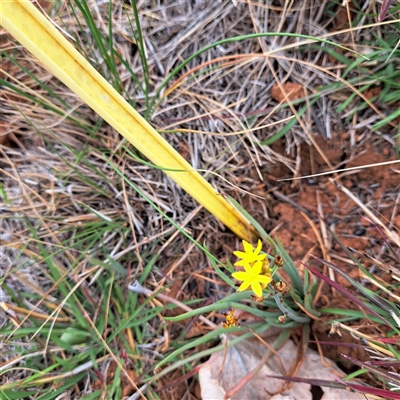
[0,0,257,241]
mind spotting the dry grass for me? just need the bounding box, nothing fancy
[1,1,399,398]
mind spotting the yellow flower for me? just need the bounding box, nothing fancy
[231,260,272,297]
[233,239,266,267]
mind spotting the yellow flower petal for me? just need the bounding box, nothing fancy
[233,249,266,264]
[260,276,272,289]
[234,260,245,267]
[233,250,248,259]
[252,260,262,275]
[231,271,249,281]
[254,239,262,255]
[238,280,251,292]
[258,275,272,283]
[234,240,266,267]
[243,262,253,274]
[242,240,253,253]
[251,281,262,297]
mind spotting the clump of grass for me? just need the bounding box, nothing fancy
[307,222,400,397]
[150,195,400,397]
[140,202,311,396]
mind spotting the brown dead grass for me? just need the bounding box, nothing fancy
[1,1,399,398]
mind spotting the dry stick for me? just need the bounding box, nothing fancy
[127,280,217,329]
[309,146,336,288]
[0,302,71,323]
[329,178,400,247]
[298,209,328,299]
[360,251,400,278]
[360,272,400,303]
[271,189,312,217]
[390,191,400,230]
[121,159,143,273]
[164,231,205,280]
[345,0,357,54]
[157,205,203,256]
[336,323,395,358]
[278,160,400,181]
[316,190,336,289]
[313,332,333,369]
[249,328,288,375]
[218,334,229,387]
[108,226,178,261]
[161,96,247,129]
